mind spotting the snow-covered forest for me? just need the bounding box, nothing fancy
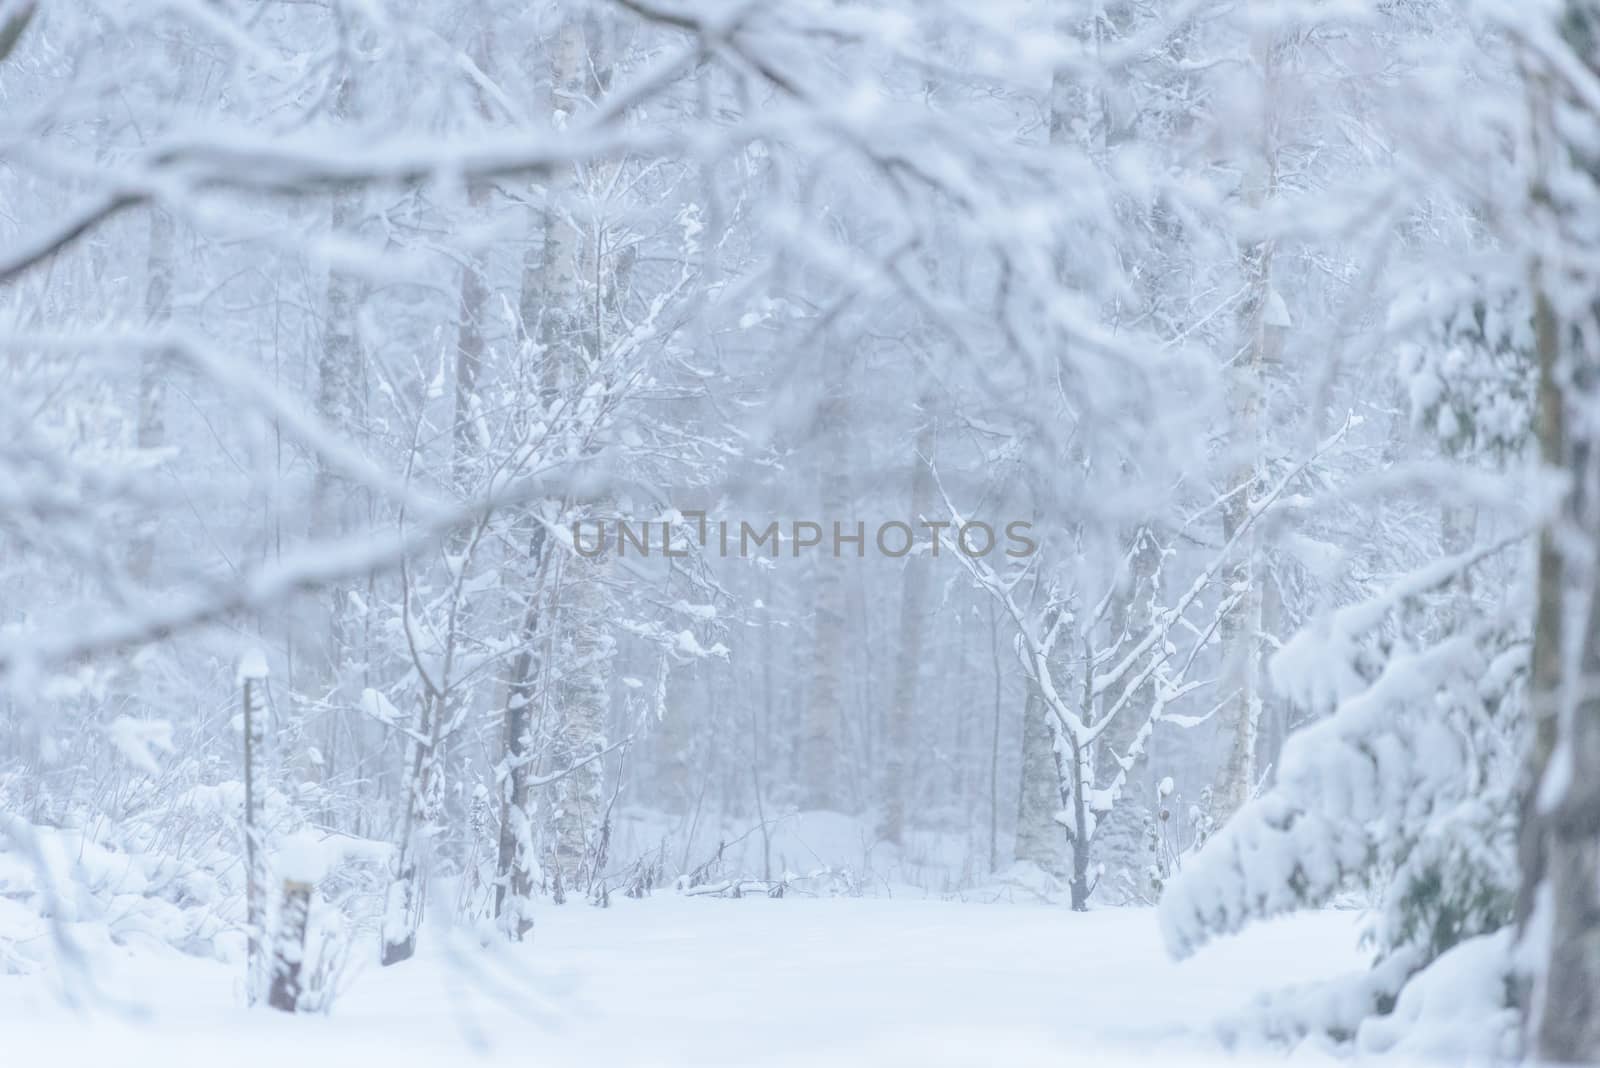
[6,0,1600,1063]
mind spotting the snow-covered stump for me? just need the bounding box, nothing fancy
[267,878,312,1013]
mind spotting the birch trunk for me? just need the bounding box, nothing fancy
[538,14,612,900]
[546,560,610,898]
[381,690,443,965]
[1091,528,1160,899]
[309,194,360,543]
[452,22,494,503]
[488,15,588,933]
[242,674,266,1003]
[1212,10,1284,821]
[1014,683,1069,878]
[801,348,852,811]
[878,397,934,844]
[494,528,545,940]
[451,179,490,501]
[130,206,173,583]
[306,75,364,809]
[988,600,1004,872]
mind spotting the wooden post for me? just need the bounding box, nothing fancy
[239,653,269,1005]
[268,879,312,1013]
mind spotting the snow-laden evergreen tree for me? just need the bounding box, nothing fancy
[1158,4,1540,1047]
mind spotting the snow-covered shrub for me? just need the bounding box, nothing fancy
[0,742,388,1012]
[1397,279,1534,461]
[1126,777,1212,904]
[1158,550,1527,1056]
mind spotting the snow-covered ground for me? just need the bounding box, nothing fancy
[0,898,1372,1067]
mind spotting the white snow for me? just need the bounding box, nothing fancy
[1263,287,1293,329]
[359,687,402,725]
[106,716,174,775]
[272,830,363,885]
[1355,929,1518,1061]
[0,898,1369,1067]
[234,648,270,683]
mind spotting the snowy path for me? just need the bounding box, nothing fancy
[2,897,1366,1066]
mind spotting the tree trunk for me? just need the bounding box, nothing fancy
[1014,683,1069,878]
[532,13,613,901]
[451,22,494,504]
[242,674,266,1003]
[1212,9,1284,822]
[307,75,364,805]
[802,354,851,811]
[310,193,360,536]
[0,4,36,65]
[130,205,173,583]
[1534,570,1600,1059]
[381,692,442,966]
[546,558,610,897]
[879,396,934,844]
[494,530,545,940]
[1067,729,1091,911]
[1090,528,1160,901]
[1519,22,1600,1051]
[452,182,490,500]
[488,15,583,933]
[309,194,361,802]
[1523,267,1600,1055]
[988,599,1004,873]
